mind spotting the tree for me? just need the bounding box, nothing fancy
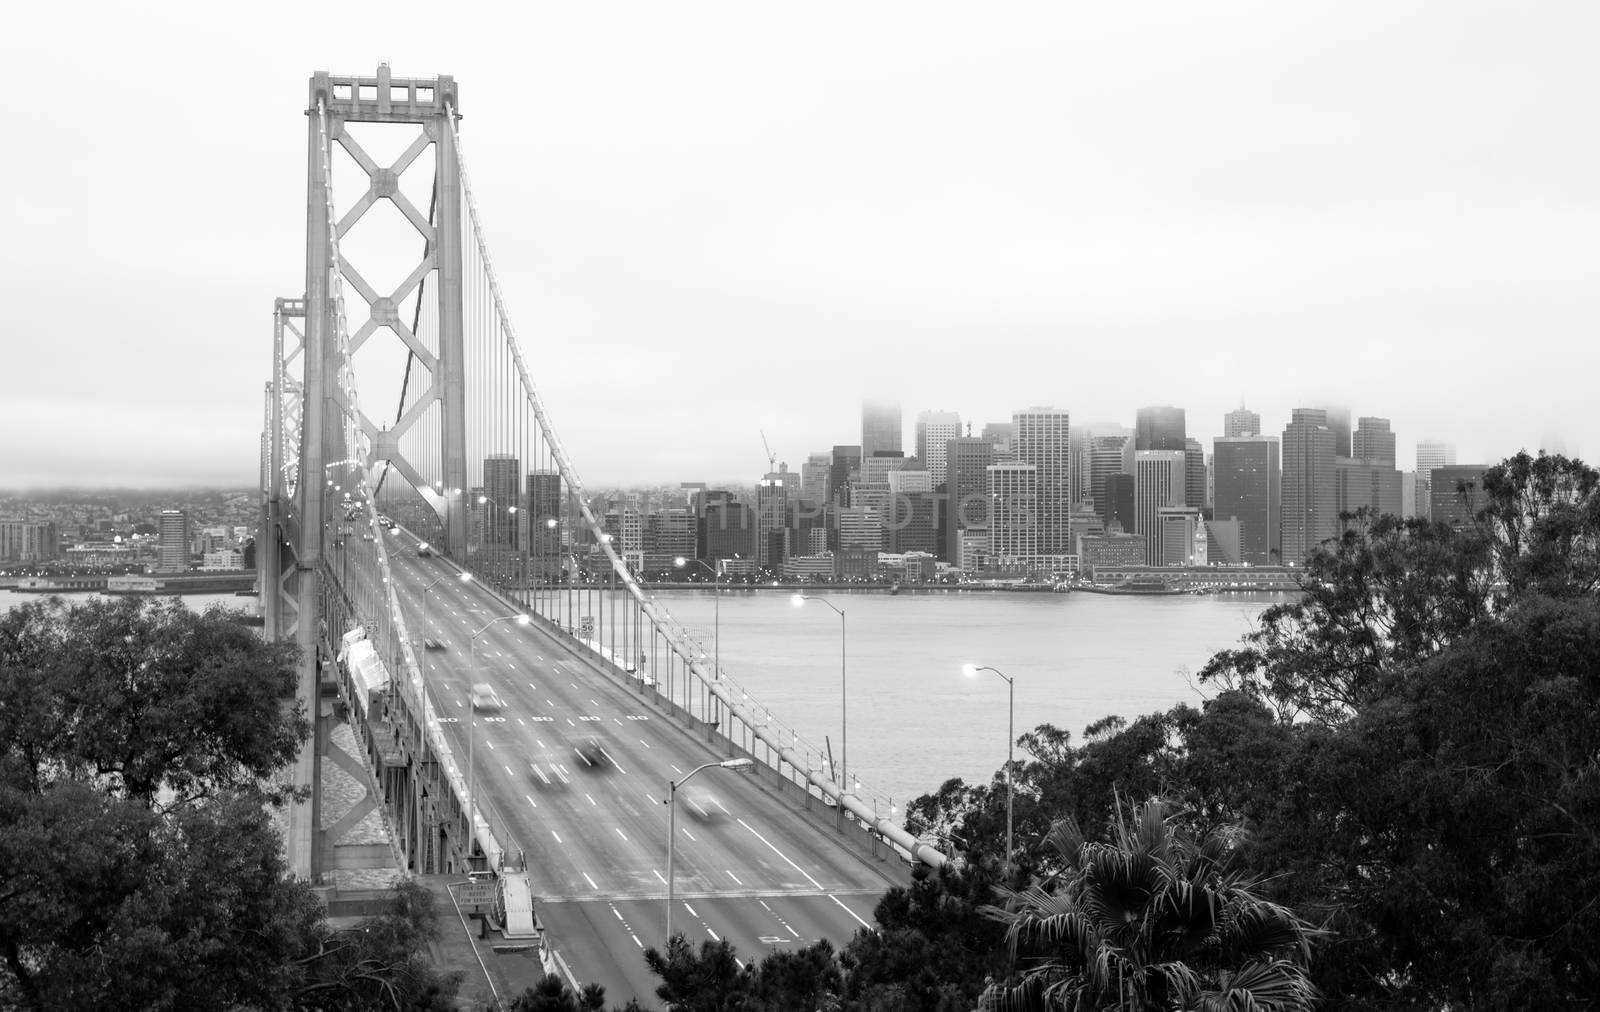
[983,799,1319,1011]
[641,934,753,1011]
[500,973,606,1012]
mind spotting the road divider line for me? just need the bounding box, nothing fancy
[525,794,537,809]
[737,818,825,891]
[829,894,873,930]
[583,872,598,890]
[585,793,597,806]
[552,830,563,843]
[653,869,666,884]
[727,870,743,885]
[615,828,627,842]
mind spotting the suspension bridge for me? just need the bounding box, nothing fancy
[257,66,946,1000]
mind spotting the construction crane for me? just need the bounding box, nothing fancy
[760,429,777,473]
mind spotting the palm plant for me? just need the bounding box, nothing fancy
[982,798,1320,1011]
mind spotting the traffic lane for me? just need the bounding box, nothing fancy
[601,892,880,967]
[532,900,661,1009]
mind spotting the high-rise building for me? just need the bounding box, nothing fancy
[1102,474,1137,534]
[982,422,1015,458]
[885,492,941,556]
[861,452,906,486]
[1352,417,1396,468]
[1089,434,1133,516]
[829,445,862,506]
[755,463,793,567]
[1415,441,1457,519]
[836,505,884,552]
[1223,403,1260,438]
[987,462,1037,562]
[862,400,902,461]
[1212,436,1281,565]
[703,497,756,561]
[525,471,563,576]
[644,508,696,575]
[1430,465,1488,528]
[0,519,59,563]
[1315,404,1352,458]
[800,452,831,505]
[914,410,962,486]
[1013,407,1072,555]
[1184,438,1206,511]
[158,509,189,573]
[946,436,995,560]
[1135,405,1186,452]
[1282,409,1337,561]
[1157,507,1204,566]
[1334,458,1403,525]
[482,453,520,546]
[1134,450,1186,564]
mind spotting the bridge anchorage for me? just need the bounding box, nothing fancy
[258,63,947,988]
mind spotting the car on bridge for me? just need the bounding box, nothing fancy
[572,734,619,771]
[469,683,500,710]
[416,542,433,557]
[678,785,729,822]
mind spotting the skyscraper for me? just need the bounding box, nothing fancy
[1352,417,1396,468]
[1102,474,1136,534]
[1315,404,1352,458]
[1088,434,1132,515]
[1013,407,1072,555]
[1134,450,1186,564]
[1415,441,1457,519]
[1213,436,1281,564]
[1430,465,1488,527]
[946,436,994,560]
[1135,405,1186,452]
[482,453,520,546]
[982,422,1015,458]
[829,445,861,506]
[987,462,1037,562]
[1334,459,1403,524]
[1282,409,1337,561]
[158,509,189,573]
[1223,403,1260,438]
[1184,438,1206,511]
[800,452,831,505]
[914,410,962,486]
[862,400,902,461]
[755,463,792,566]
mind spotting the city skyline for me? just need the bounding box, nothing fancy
[5,3,1597,490]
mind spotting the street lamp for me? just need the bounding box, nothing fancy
[665,758,753,941]
[468,612,531,844]
[963,663,1015,878]
[673,555,737,680]
[792,594,847,794]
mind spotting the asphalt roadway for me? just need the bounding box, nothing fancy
[384,536,902,1007]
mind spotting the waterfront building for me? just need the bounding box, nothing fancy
[946,436,995,558]
[1013,407,1072,554]
[1206,518,1243,565]
[1334,458,1402,526]
[1067,505,1105,557]
[1134,451,1186,564]
[987,461,1038,563]
[782,554,836,582]
[1352,417,1397,468]
[702,498,756,562]
[862,400,902,461]
[836,506,884,552]
[885,491,941,556]
[644,508,696,575]
[157,509,189,573]
[0,519,59,563]
[1415,441,1457,520]
[1223,403,1260,438]
[1079,532,1147,574]
[957,528,990,572]
[1431,465,1488,528]
[1212,436,1281,565]
[1282,409,1337,562]
[1184,438,1206,511]
[202,548,245,570]
[1157,507,1204,566]
[914,410,962,486]
[1136,405,1186,452]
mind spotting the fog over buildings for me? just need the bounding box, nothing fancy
[3,2,1596,490]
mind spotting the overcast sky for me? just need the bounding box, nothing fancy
[3,1,1595,490]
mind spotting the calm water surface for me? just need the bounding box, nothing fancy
[3,587,1284,806]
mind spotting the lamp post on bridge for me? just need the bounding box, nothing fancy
[477,494,518,586]
[791,594,847,796]
[963,663,1016,879]
[468,612,531,854]
[665,758,753,942]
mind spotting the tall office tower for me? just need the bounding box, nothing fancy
[1282,409,1338,561]
[836,506,884,551]
[1184,438,1206,511]
[1334,458,1403,526]
[861,451,906,486]
[1213,436,1281,565]
[1415,441,1456,519]
[1401,471,1417,518]
[1103,474,1137,534]
[982,422,1015,458]
[829,445,862,506]
[1223,403,1260,438]
[1013,407,1072,555]
[1088,434,1132,515]
[755,463,792,566]
[987,462,1038,562]
[862,400,902,461]
[915,410,962,486]
[946,436,995,559]
[525,470,562,575]
[887,468,932,494]
[0,520,58,562]
[644,508,696,574]
[158,509,189,573]
[1430,465,1488,527]
[1315,404,1352,458]
[1136,405,1186,451]
[800,452,831,505]
[1157,507,1204,566]
[703,497,756,561]
[1352,417,1396,468]
[1134,450,1186,564]
[885,492,941,556]
[482,453,521,546]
